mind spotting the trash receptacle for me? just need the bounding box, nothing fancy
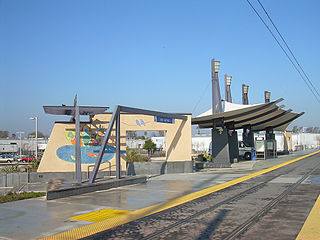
[251,148,256,161]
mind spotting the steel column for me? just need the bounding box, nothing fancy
[75,105,82,184]
[116,112,121,179]
[89,105,120,183]
[211,59,223,114]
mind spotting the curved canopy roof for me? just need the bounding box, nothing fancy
[192,99,304,132]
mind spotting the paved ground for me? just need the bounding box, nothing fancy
[0,150,318,239]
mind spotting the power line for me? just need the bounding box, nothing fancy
[256,0,320,99]
[245,0,320,103]
[192,81,211,115]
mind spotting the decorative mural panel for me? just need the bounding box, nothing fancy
[56,125,125,164]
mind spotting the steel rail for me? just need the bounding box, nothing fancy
[223,161,320,240]
[140,159,311,240]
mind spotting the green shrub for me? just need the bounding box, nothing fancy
[0,191,46,203]
[1,164,19,174]
[204,154,212,161]
[30,159,41,171]
[126,150,150,162]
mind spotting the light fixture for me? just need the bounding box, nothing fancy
[29,116,38,161]
[243,85,249,94]
[265,91,271,100]
[214,61,221,73]
[226,76,232,86]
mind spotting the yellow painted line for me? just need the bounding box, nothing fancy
[69,209,132,223]
[42,150,320,240]
[296,194,320,240]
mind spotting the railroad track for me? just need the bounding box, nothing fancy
[223,161,320,240]
[84,156,320,240]
[139,159,320,240]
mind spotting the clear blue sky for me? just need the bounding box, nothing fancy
[1,0,320,136]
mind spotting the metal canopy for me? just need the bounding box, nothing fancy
[251,111,304,131]
[43,106,109,116]
[43,101,109,185]
[192,98,303,132]
[192,99,283,125]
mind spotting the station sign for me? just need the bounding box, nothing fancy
[154,116,174,124]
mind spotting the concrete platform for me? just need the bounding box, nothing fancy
[0,150,318,239]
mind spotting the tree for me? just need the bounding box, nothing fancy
[158,131,165,137]
[292,126,298,133]
[11,133,16,139]
[28,131,45,138]
[143,139,156,156]
[0,131,9,138]
[127,131,137,139]
[306,127,313,133]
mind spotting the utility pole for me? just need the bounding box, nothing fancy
[29,117,38,160]
[16,132,24,159]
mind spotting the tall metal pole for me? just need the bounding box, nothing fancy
[29,117,38,159]
[35,117,38,161]
[211,59,222,114]
[265,91,271,103]
[242,84,249,105]
[224,74,228,103]
[212,59,216,114]
[225,74,232,103]
[75,105,82,184]
[116,112,121,179]
[16,132,24,159]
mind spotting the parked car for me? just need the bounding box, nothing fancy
[18,156,36,163]
[0,154,16,163]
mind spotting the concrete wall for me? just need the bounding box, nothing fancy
[127,161,193,176]
[38,113,192,174]
[292,133,320,150]
[0,171,124,188]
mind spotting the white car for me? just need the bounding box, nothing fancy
[0,154,16,163]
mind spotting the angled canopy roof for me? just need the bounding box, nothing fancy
[43,106,109,116]
[192,99,304,132]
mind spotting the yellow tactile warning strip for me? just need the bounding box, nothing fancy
[42,150,320,240]
[296,194,320,240]
[69,209,132,223]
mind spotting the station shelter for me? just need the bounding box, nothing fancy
[192,99,303,167]
[38,105,192,180]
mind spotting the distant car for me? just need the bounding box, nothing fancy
[0,154,16,163]
[18,156,35,163]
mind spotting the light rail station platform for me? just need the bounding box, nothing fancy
[0,150,319,239]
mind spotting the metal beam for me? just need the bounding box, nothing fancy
[89,105,120,183]
[116,112,121,179]
[119,106,187,120]
[75,105,82,184]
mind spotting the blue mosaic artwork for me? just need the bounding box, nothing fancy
[56,145,126,164]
